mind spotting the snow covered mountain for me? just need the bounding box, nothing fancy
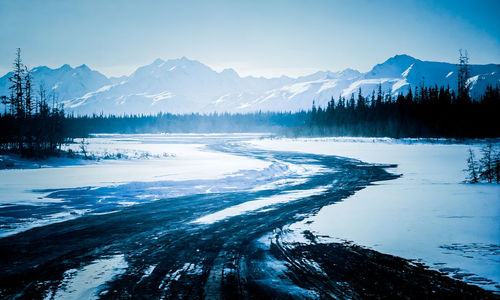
[0,55,498,115]
[0,64,110,105]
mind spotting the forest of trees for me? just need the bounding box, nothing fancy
[306,83,499,138]
[306,50,499,138]
[63,111,308,136]
[62,80,499,138]
[0,49,499,158]
[0,49,67,157]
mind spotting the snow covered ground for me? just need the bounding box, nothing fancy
[45,254,128,300]
[0,134,273,236]
[1,134,268,204]
[0,133,328,237]
[251,137,500,291]
[1,134,498,293]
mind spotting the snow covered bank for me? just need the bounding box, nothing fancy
[251,138,500,291]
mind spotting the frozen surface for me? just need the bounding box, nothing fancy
[0,134,275,236]
[251,137,500,291]
[46,254,128,300]
[1,134,269,205]
[2,134,499,293]
[193,186,329,224]
[0,134,327,237]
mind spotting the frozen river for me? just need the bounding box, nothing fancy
[251,137,500,291]
[0,134,498,298]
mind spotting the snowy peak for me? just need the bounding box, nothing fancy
[338,68,362,80]
[151,58,165,66]
[219,68,239,78]
[366,54,420,79]
[59,64,72,71]
[0,64,110,102]
[77,64,90,70]
[131,57,216,81]
[1,54,499,115]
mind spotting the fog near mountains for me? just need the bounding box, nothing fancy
[0,55,498,115]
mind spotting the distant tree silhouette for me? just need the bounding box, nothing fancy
[457,49,471,102]
[307,81,499,138]
[10,48,25,120]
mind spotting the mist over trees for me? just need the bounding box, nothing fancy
[60,79,499,138]
[62,112,308,136]
[62,50,499,138]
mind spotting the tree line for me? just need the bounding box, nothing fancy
[306,50,499,138]
[306,83,499,138]
[62,111,308,136]
[62,80,498,139]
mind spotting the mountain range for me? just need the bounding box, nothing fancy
[0,55,498,115]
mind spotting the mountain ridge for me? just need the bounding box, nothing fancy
[0,55,498,115]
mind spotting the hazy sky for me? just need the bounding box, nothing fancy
[0,0,499,78]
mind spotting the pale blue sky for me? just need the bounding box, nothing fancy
[0,0,499,77]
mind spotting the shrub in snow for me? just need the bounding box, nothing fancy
[465,149,479,184]
[466,144,500,184]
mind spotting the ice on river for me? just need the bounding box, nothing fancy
[0,133,323,237]
[1,134,499,292]
[1,134,270,205]
[193,185,330,224]
[251,137,500,291]
[45,254,128,300]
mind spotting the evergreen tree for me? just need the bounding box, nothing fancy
[357,88,365,108]
[457,49,471,102]
[479,144,494,183]
[465,149,479,183]
[9,48,25,119]
[24,67,33,119]
[376,84,383,106]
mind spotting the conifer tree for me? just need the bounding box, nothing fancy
[465,149,479,183]
[9,48,25,119]
[457,49,471,102]
[479,144,494,183]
